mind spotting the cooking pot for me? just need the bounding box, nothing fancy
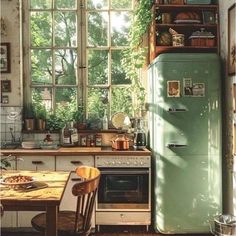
[111,134,130,150]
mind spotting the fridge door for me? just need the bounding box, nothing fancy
[149,53,222,234]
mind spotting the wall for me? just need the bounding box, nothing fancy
[1,0,22,106]
[1,0,22,145]
[219,0,236,215]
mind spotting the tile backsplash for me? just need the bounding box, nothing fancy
[0,106,22,144]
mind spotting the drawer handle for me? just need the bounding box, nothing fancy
[32,161,44,165]
[70,161,83,165]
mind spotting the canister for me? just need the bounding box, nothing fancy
[162,13,172,24]
[172,34,185,46]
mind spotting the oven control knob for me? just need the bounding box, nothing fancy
[134,161,138,165]
[112,161,115,165]
[140,161,144,166]
[126,161,130,165]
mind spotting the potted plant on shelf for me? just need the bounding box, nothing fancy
[23,103,35,131]
[73,106,86,130]
[34,105,47,130]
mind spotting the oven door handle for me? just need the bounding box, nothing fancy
[100,170,149,175]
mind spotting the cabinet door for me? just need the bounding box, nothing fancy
[17,156,55,227]
[17,156,55,171]
[56,155,94,171]
[56,155,95,227]
[56,155,94,210]
[1,157,17,228]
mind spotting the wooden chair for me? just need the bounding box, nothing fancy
[31,166,100,236]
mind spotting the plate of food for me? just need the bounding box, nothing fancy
[0,175,35,188]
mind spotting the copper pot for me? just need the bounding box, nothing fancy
[111,135,130,150]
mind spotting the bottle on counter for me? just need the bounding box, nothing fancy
[102,109,108,130]
[69,121,79,146]
[61,122,71,146]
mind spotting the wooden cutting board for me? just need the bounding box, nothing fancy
[59,147,101,152]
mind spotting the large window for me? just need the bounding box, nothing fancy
[23,0,133,125]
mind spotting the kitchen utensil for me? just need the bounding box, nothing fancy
[111,112,129,129]
[22,141,39,149]
[111,134,130,150]
[133,118,146,150]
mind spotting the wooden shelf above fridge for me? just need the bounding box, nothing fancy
[149,3,219,62]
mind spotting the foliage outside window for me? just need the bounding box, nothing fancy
[23,0,134,130]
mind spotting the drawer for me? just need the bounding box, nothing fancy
[56,156,94,171]
[96,212,151,225]
[17,156,55,171]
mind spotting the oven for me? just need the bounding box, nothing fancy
[95,155,151,230]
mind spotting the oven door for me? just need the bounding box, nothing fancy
[97,168,150,211]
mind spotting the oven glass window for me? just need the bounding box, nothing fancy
[98,169,149,204]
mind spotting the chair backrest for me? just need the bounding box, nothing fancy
[72,166,100,234]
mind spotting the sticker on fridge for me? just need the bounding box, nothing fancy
[167,81,180,97]
[183,78,193,96]
[192,83,205,97]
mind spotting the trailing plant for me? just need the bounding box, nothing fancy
[122,0,153,116]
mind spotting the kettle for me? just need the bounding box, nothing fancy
[111,134,130,150]
[133,119,146,150]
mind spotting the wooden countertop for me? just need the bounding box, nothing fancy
[0,170,70,206]
[0,146,151,156]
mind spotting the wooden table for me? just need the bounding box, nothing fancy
[0,170,70,236]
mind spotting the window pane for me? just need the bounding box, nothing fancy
[111,87,132,116]
[87,12,108,46]
[30,0,52,9]
[111,11,131,46]
[55,49,77,85]
[32,87,52,111]
[87,88,107,119]
[31,49,52,85]
[111,50,130,85]
[30,12,52,47]
[87,0,108,9]
[55,87,77,122]
[111,0,132,9]
[55,12,77,47]
[88,50,108,85]
[55,0,76,9]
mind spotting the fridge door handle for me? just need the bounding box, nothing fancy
[168,108,187,112]
[167,143,187,148]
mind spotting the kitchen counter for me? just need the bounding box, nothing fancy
[0,146,151,156]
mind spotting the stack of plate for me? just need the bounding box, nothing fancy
[21,141,39,149]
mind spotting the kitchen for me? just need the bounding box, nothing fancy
[0,0,236,236]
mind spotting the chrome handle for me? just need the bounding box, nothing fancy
[168,108,187,112]
[167,144,187,148]
[101,170,149,175]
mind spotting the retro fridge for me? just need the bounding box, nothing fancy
[148,53,222,234]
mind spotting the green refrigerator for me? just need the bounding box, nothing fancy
[148,53,222,234]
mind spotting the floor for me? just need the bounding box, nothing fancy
[1,226,212,236]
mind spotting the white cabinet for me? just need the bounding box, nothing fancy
[56,155,94,171]
[56,155,95,228]
[1,156,17,228]
[56,155,94,211]
[17,156,55,227]
[17,156,55,171]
